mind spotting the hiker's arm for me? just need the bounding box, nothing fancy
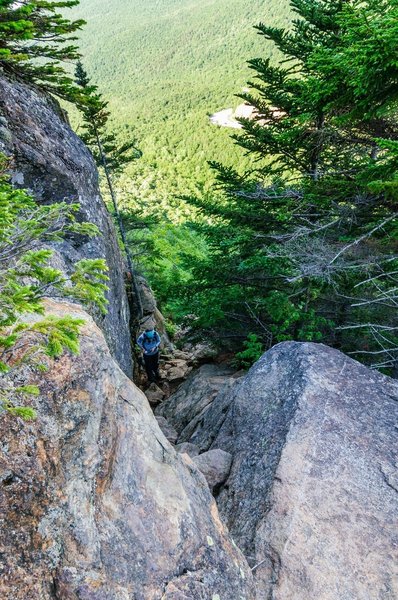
[155,333,161,351]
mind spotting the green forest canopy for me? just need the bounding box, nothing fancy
[4,0,396,372]
[70,0,292,196]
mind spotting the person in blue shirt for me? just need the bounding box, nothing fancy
[137,327,161,383]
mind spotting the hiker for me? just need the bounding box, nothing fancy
[137,327,161,383]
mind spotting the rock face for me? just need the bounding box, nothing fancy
[0,300,254,599]
[0,75,132,376]
[193,449,233,492]
[175,442,200,458]
[155,364,240,444]
[186,342,398,599]
[155,416,179,445]
[144,382,165,406]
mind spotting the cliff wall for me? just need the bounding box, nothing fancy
[0,75,132,376]
[0,300,254,599]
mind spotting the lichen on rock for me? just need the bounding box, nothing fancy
[0,300,254,599]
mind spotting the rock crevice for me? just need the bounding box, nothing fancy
[0,300,254,599]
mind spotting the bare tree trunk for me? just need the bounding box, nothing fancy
[310,112,325,181]
[93,127,144,321]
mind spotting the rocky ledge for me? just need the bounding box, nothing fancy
[156,342,398,599]
[0,300,254,600]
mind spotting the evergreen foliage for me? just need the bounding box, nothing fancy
[74,61,141,173]
[69,0,292,198]
[181,0,398,371]
[74,61,144,317]
[233,333,264,369]
[0,155,109,418]
[0,0,85,98]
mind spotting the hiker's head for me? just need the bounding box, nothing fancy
[145,329,155,339]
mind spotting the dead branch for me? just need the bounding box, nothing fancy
[329,213,398,266]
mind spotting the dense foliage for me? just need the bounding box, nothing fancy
[3,0,397,372]
[68,1,293,321]
[180,0,398,370]
[0,156,108,418]
[0,0,84,98]
[70,0,292,197]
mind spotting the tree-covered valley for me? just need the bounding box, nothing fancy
[1,3,398,597]
[1,0,398,375]
[69,0,291,195]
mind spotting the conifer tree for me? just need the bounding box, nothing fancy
[184,0,398,369]
[75,61,141,175]
[0,1,84,98]
[75,61,144,318]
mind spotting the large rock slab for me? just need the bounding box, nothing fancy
[197,342,398,599]
[0,75,132,376]
[0,300,254,599]
[155,364,239,444]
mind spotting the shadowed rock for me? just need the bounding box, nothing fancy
[145,382,165,406]
[193,342,398,599]
[175,442,200,458]
[193,449,233,492]
[155,416,179,445]
[155,364,239,444]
